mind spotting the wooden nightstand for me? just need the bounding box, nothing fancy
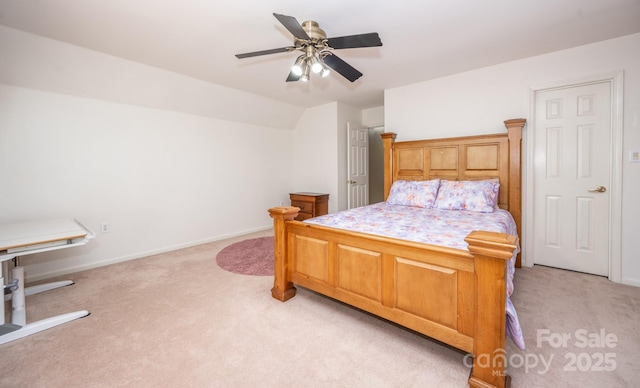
[289,192,329,221]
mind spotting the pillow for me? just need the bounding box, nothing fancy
[434,179,500,213]
[487,178,502,209]
[387,179,440,208]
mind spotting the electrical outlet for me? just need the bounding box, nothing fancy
[101,222,110,233]
[279,200,284,206]
[630,150,640,163]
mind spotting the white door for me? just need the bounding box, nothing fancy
[533,81,611,276]
[347,123,369,209]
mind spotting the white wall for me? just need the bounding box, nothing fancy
[368,127,385,204]
[290,102,362,213]
[362,106,385,204]
[291,103,340,212]
[385,33,640,285]
[0,25,304,130]
[362,106,384,128]
[0,26,300,281]
[0,85,294,280]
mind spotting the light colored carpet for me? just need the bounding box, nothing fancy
[2,230,639,387]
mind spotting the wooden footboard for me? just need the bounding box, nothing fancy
[269,207,518,388]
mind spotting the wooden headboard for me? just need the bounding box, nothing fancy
[381,118,526,266]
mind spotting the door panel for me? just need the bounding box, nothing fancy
[347,123,369,209]
[533,82,611,276]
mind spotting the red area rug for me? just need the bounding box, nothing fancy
[216,236,274,276]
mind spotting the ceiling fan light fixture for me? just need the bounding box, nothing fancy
[310,56,323,74]
[321,64,330,78]
[291,55,305,76]
[235,13,383,83]
[300,63,311,82]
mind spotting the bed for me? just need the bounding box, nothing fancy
[268,118,526,388]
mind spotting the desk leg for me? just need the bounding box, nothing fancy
[0,310,90,345]
[25,280,74,296]
[1,266,21,338]
[0,266,90,345]
[5,281,75,301]
[12,266,26,326]
[1,274,6,326]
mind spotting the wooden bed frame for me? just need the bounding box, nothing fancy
[268,118,525,388]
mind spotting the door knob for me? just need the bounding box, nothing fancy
[587,186,606,193]
[348,180,356,184]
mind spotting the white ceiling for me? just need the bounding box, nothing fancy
[1,0,639,109]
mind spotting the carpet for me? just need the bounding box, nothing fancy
[216,236,274,276]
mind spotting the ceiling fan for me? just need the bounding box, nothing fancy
[235,13,382,83]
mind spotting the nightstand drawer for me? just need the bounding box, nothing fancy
[295,212,313,221]
[291,200,314,214]
[289,192,329,221]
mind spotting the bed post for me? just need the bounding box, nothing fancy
[268,206,299,302]
[465,231,519,388]
[381,132,397,200]
[504,118,525,268]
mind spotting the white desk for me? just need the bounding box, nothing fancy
[0,218,95,345]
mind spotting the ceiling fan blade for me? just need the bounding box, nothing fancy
[273,13,310,40]
[235,46,294,59]
[327,33,382,49]
[322,54,363,82]
[286,70,301,82]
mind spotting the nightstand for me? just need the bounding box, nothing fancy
[289,192,329,221]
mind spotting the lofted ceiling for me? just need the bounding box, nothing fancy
[0,0,639,109]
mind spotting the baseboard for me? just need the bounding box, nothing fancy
[620,277,640,287]
[24,224,273,283]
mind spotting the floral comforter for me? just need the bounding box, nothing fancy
[305,202,526,350]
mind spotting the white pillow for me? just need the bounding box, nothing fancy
[387,179,441,208]
[434,179,500,213]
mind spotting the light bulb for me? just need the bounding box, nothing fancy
[300,62,310,82]
[311,60,323,74]
[291,56,305,76]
